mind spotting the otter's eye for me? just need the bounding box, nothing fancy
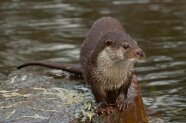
[105,40,112,46]
[123,43,129,49]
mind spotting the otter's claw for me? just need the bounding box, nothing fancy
[96,101,113,115]
[116,94,128,111]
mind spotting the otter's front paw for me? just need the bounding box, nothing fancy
[96,101,113,115]
[116,94,128,111]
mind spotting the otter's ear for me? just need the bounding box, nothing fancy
[105,40,113,46]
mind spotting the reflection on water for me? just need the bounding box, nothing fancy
[0,0,186,122]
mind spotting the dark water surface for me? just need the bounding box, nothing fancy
[0,0,186,122]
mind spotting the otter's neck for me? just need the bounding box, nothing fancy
[92,48,134,90]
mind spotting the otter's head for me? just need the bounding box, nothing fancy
[96,32,145,69]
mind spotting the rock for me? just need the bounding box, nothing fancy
[0,71,147,123]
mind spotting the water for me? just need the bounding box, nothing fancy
[0,0,186,122]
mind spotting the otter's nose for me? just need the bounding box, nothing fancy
[136,50,144,58]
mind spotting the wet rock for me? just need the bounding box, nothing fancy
[0,71,148,123]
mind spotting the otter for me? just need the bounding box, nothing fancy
[17,17,144,114]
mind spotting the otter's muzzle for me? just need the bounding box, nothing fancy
[135,49,145,59]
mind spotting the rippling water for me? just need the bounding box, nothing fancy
[0,0,186,122]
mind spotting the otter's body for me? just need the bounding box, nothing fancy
[79,17,144,112]
[17,17,144,114]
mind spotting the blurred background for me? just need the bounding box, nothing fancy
[0,0,186,122]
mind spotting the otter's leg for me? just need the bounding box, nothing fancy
[90,84,113,114]
[116,77,132,111]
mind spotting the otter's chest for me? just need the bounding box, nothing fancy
[92,47,133,90]
[93,65,132,90]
